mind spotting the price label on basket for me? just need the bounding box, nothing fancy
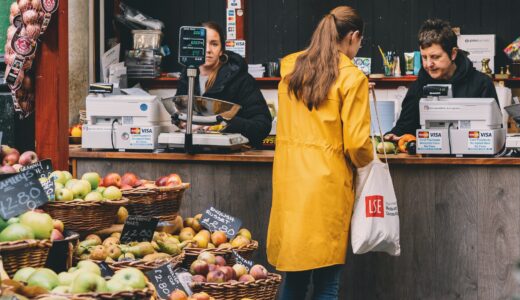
[232,249,254,271]
[0,169,49,219]
[97,261,114,277]
[20,159,55,201]
[120,215,159,243]
[200,207,242,239]
[146,264,192,299]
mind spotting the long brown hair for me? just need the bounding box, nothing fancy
[286,6,364,110]
[201,21,226,91]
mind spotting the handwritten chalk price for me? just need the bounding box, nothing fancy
[120,215,159,243]
[0,169,49,219]
[200,207,242,239]
[146,264,192,299]
[232,250,254,271]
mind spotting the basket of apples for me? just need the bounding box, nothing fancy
[180,214,258,268]
[0,211,64,277]
[41,171,129,233]
[7,262,155,300]
[75,232,186,272]
[120,172,190,223]
[187,253,282,300]
[0,144,40,178]
[169,290,216,300]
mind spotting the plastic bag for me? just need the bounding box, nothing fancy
[350,87,400,256]
[119,2,164,30]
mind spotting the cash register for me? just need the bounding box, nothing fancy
[416,85,506,156]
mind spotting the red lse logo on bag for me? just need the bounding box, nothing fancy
[365,195,384,218]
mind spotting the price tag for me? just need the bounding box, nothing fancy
[120,215,159,244]
[19,159,53,178]
[20,159,55,201]
[231,250,254,271]
[200,207,242,239]
[0,169,49,219]
[98,261,114,277]
[146,264,192,299]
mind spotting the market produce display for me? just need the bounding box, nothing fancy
[0,144,39,174]
[49,171,123,202]
[375,134,417,155]
[0,211,59,242]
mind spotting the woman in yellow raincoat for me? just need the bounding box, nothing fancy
[267,6,373,299]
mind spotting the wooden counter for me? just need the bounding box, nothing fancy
[70,146,520,299]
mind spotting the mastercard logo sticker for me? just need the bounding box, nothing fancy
[130,128,141,134]
[418,131,429,138]
[468,131,479,138]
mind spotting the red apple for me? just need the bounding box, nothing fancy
[0,165,16,174]
[208,264,218,272]
[120,184,133,190]
[53,219,64,232]
[191,275,206,283]
[121,172,139,187]
[155,176,168,187]
[238,274,255,283]
[103,173,122,188]
[134,179,143,187]
[3,152,20,166]
[218,266,236,281]
[165,173,182,187]
[215,256,226,266]
[189,260,209,276]
[169,290,188,300]
[50,229,64,241]
[206,270,225,283]
[18,151,38,166]
[249,264,268,280]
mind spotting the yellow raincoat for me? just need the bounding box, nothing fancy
[267,51,374,271]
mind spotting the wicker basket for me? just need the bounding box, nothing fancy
[80,252,185,273]
[0,239,52,277]
[42,198,129,234]
[34,281,155,300]
[183,240,258,268]
[122,183,190,222]
[191,273,282,300]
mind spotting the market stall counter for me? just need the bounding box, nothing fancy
[69,145,520,299]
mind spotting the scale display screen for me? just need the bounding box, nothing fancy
[178,26,206,67]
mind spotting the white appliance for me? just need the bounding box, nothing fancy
[416,85,505,156]
[82,93,174,150]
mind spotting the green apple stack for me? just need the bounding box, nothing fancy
[0,211,55,242]
[50,171,122,202]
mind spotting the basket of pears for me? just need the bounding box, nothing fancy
[41,170,129,233]
[5,261,154,300]
[75,232,187,272]
[0,211,65,277]
[180,214,259,268]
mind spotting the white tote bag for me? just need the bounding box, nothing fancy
[350,88,401,256]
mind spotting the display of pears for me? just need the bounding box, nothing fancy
[181,214,253,249]
[11,261,148,294]
[49,170,122,202]
[76,232,188,263]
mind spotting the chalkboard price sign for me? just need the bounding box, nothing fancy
[20,159,53,178]
[0,169,49,219]
[98,261,114,277]
[146,264,192,299]
[231,250,254,271]
[200,207,242,239]
[120,215,159,244]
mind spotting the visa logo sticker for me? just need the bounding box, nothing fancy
[130,128,141,134]
[468,131,480,138]
[418,131,429,138]
[365,195,384,218]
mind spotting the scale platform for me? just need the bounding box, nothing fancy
[158,132,248,150]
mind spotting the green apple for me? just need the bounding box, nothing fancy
[71,180,91,199]
[7,217,19,224]
[27,268,59,291]
[52,286,70,294]
[95,186,106,194]
[84,191,103,201]
[77,260,101,276]
[58,271,75,286]
[70,272,107,293]
[56,188,74,201]
[111,267,146,289]
[0,223,34,242]
[62,171,73,183]
[107,278,133,293]
[103,186,122,201]
[19,211,54,239]
[67,267,77,273]
[65,179,79,190]
[81,172,101,190]
[50,171,67,185]
[13,267,36,282]
[54,182,64,192]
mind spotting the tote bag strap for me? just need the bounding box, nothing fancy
[370,85,389,165]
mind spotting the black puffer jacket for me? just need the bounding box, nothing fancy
[388,52,498,136]
[176,51,272,147]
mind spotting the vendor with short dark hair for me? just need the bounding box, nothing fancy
[385,19,498,141]
[175,21,272,148]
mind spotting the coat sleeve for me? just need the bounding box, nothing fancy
[225,76,272,147]
[388,81,421,136]
[341,74,374,168]
[480,76,500,107]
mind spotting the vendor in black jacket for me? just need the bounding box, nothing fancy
[176,21,272,147]
[385,19,498,141]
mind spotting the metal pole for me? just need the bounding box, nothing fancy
[185,68,197,153]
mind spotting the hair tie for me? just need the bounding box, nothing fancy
[329,13,336,21]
